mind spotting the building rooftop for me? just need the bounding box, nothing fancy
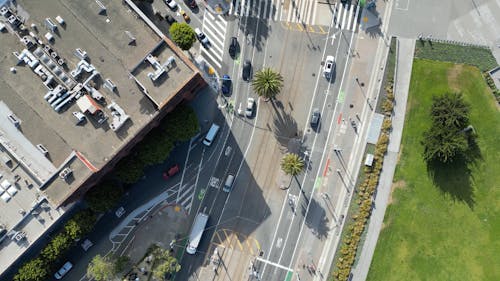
[0,0,205,275]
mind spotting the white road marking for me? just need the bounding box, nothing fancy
[255,256,293,271]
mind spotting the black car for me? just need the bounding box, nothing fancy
[187,0,198,9]
[310,108,320,128]
[221,74,231,95]
[228,37,238,58]
[165,15,176,25]
[242,60,251,81]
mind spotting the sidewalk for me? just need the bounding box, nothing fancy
[311,1,396,281]
[351,38,416,281]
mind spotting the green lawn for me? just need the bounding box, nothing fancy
[367,59,500,281]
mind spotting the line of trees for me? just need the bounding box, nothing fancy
[114,105,199,184]
[14,210,96,281]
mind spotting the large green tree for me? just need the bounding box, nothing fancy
[252,68,284,100]
[169,23,196,50]
[64,210,96,240]
[430,92,470,128]
[41,233,71,262]
[85,181,124,213]
[14,258,48,281]
[151,247,181,280]
[280,153,305,176]
[87,255,115,281]
[422,92,473,163]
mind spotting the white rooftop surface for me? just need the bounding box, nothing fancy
[0,102,57,184]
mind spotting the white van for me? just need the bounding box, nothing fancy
[223,174,235,192]
[203,124,220,146]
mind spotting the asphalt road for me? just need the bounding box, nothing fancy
[176,3,362,281]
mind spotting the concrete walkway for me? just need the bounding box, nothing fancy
[351,38,416,281]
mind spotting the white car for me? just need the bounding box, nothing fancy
[323,55,335,78]
[194,28,209,45]
[54,261,73,279]
[164,0,178,10]
[245,98,255,117]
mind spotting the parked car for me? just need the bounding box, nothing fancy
[221,74,231,95]
[81,239,93,251]
[242,60,252,81]
[228,37,238,58]
[164,0,178,10]
[245,98,255,117]
[194,28,209,45]
[310,108,320,128]
[323,55,335,78]
[54,261,73,280]
[165,14,176,25]
[180,10,190,21]
[115,207,126,218]
[163,164,180,180]
[187,0,198,9]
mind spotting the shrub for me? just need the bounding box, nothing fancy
[85,181,124,213]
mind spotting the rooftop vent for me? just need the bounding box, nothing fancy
[36,144,49,156]
[59,167,72,180]
[8,114,21,128]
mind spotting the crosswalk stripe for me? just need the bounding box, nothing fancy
[203,20,225,45]
[304,0,313,24]
[181,193,192,207]
[205,12,227,30]
[274,0,281,21]
[332,3,339,27]
[176,184,195,202]
[201,48,222,68]
[286,0,293,22]
[311,0,318,24]
[244,0,251,17]
[352,4,360,32]
[347,4,354,31]
[341,4,348,29]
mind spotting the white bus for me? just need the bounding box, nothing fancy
[186,212,209,255]
[202,123,220,146]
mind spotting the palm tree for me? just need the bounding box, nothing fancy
[252,68,284,100]
[280,153,305,176]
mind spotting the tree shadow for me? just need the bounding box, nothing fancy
[426,135,482,209]
[271,100,302,149]
[300,198,329,240]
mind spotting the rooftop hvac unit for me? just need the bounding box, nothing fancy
[59,167,72,180]
[95,0,107,15]
[8,114,21,128]
[104,78,116,93]
[36,144,49,156]
[74,48,88,60]
[55,15,65,26]
[124,31,136,45]
[44,18,57,32]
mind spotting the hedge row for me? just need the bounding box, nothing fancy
[483,72,500,104]
[14,210,96,281]
[332,83,394,281]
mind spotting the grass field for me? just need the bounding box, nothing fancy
[367,59,500,281]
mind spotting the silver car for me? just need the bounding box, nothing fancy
[54,261,73,279]
[245,98,255,117]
